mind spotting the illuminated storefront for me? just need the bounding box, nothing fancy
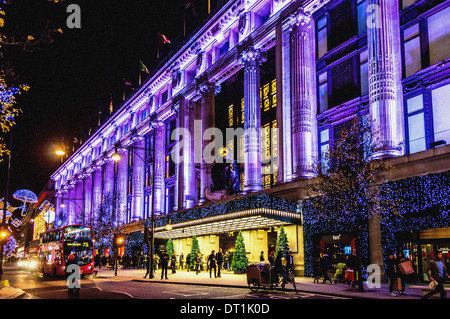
[49,0,450,278]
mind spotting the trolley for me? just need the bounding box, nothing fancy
[246,262,297,293]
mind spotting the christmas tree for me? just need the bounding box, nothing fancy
[275,225,290,259]
[166,238,174,258]
[190,235,201,269]
[231,230,248,273]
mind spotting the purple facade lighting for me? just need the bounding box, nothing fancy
[48,0,423,231]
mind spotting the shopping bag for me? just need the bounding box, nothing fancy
[429,280,437,290]
[392,278,402,291]
[398,260,414,275]
[345,269,354,281]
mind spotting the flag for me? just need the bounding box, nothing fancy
[125,80,133,87]
[109,94,114,114]
[140,60,150,74]
[158,32,171,44]
[185,0,198,16]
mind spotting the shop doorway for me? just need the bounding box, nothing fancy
[219,232,237,254]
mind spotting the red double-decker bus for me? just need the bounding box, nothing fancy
[39,225,95,276]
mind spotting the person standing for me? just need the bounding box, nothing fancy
[160,251,169,280]
[179,252,184,270]
[260,251,265,262]
[422,251,450,299]
[186,253,191,272]
[215,249,223,278]
[208,250,217,278]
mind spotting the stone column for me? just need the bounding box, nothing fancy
[151,120,165,215]
[67,183,76,225]
[74,179,84,224]
[239,45,264,193]
[177,98,196,209]
[103,159,115,201]
[368,0,404,158]
[91,165,103,220]
[55,191,63,224]
[197,80,216,203]
[131,135,145,221]
[116,148,128,224]
[82,173,92,225]
[289,7,317,179]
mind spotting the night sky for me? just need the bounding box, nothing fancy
[0,0,212,201]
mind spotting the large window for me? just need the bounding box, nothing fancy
[427,5,450,66]
[402,5,450,78]
[405,94,426,154]
[331,58,358,106]
[329,0,355,50]
[431,83,450,146]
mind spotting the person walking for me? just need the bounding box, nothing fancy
[216,248,223,278]
[313,255,321,284]
[319,251,332,284]
[422,251,450,299]
[397,251,409,295]
[385,252,399,297]
[195,253,202,275]
[160,251,169,280]
[143,254,154,279]
[208,250,217,278]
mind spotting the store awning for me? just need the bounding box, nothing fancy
[152,193,301,239]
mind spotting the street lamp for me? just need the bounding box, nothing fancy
[112,138,156,279]
[60,198,85,225]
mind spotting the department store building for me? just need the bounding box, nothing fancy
[50,0,450,278]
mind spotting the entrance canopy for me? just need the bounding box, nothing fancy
[150,193,301,239]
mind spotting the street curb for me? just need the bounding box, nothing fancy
[130,278,366,299]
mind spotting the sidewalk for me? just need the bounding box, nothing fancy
[93,267,428,299]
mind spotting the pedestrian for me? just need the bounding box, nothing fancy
[216,248,223,278]
[286,251,294,270]
[171,253,177,273]
[143,254,153,279]
[195,253,202,275]
[179,252,184,270]
[208,250,217,278]
[422,251,450,299]
[160,251,169,280]
[397,251,409,295]
[319,251,332,284]
[260,251,265,262]
[186,253,191,272]
[94,254,100,268]
[346,247,362,289]
[385,252,399,297]
[312,255,320,284]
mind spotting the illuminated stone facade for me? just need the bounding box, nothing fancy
[50,0,450,272]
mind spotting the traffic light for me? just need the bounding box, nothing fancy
[113,234,125,248]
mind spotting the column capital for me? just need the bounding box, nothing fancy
[196,77,220,97]
[238,45,267,67]
[287,7,312,32]
[150,118,164,131]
